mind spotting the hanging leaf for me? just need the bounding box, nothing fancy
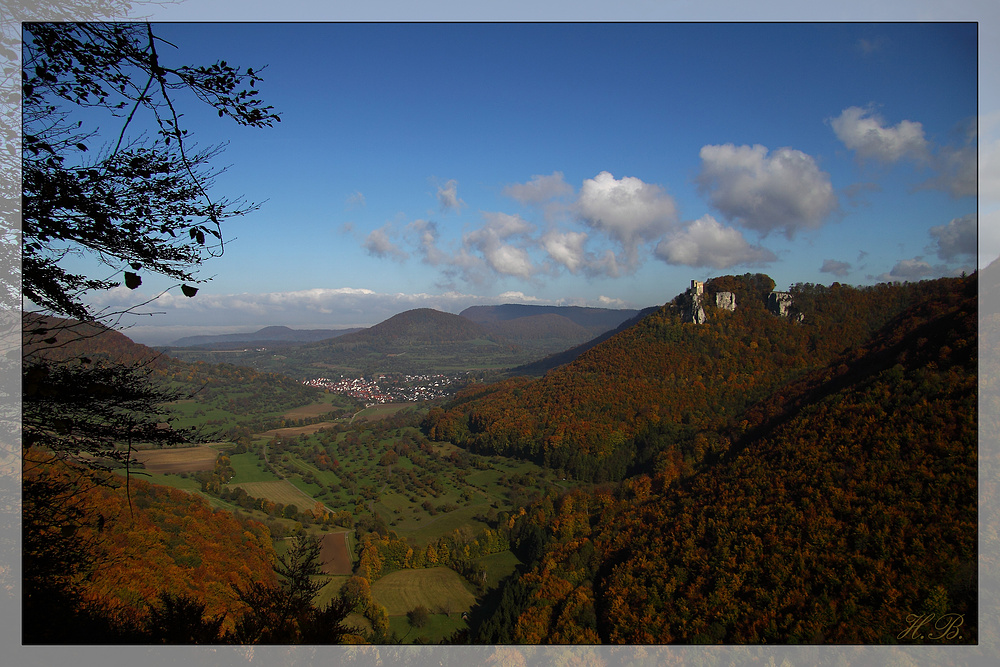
[181,284,199,298]
[124,271,141,289]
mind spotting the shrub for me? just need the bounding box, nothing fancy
[407,605,430,628]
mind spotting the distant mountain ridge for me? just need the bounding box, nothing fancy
[460,304,639,329]
[331,308,494,347]
[169,325,361,348]
[510,306,662,375]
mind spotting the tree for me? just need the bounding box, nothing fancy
[18,21,282,644]
[20,21,280,469]
[407,604,431,628]
[143,591,226,644]
[21,22,280,322]
[231,534,352,644]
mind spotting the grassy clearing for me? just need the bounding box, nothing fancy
[370,567,476,617]
[389,612,467,644]
[128,471,203,494]
[282,394,346,419]
[388,505,490,544]
[476,550,521,588]
[227,452,280,483]
[314,576,351,609]
[259,421,340,438]
[353,403,410,422]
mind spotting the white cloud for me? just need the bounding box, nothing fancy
[929,213,977,260]
[596,295,629,308]
[541,230,588,274]
[820,259,852,277]
[502,171,574,205]
[363,225,408,261]
[462,213,537,279]
[484,244,534,279]
[830,106,930,164]
[408,219,449,266]
[498,290,545,303]
[982,112,1000,205]
[654,214,777,269]
[437,179,465,212]
[575,171,679,269]
[696,144,838,238]
[884,258,938,281]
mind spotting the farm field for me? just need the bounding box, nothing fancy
[282,394,348,419]
[141,391,576,644]
[370,567,476,617]
[133,445,219,474]
[258,421,341,438]
[227,452,281,483]
[231,480,318,509]
[352,403,411,422]
[319,532,353,575]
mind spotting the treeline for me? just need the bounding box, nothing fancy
[424,274,967,482]
[161,359,326,415]
[472,274,977,644]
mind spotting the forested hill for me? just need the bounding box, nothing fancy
[332,308,494,347]
[510,306,661,376]
[169,325,361,348]
[424,273,972,481]
[22,313,163,367]
[479,271,976,644]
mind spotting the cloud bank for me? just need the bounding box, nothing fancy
[96,285,638,346]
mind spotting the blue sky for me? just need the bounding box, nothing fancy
[46,13,988,345]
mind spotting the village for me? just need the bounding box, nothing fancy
[302,373,465,404]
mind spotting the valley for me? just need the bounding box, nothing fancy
[21,272,981,645]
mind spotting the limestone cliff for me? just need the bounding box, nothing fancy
[680,280,736,323]
[715,291,737,312]
[767,291,804,321]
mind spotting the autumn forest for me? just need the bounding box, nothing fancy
[20,269,980,647]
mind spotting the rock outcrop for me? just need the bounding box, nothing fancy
[681,281,736,323]
[682,280,708,324]
[715,291,736,312]
[767,291,804,321]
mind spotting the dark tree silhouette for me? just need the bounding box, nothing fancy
[21,22,280,322]
[18,21,283,645]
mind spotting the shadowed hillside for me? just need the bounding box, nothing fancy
[425,274,970,481]
[474,273,977,644]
